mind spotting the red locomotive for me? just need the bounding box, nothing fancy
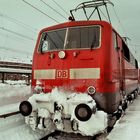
[19,0,139,136]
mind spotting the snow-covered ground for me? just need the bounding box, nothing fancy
[0,80,31,106]
[0,81,47,140]
[0,114,47,140]
[1,81,140,140]
[107,95,140,140]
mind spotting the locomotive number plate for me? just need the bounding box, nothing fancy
[56,70,68,78]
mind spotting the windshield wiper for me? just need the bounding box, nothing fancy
[90,33,97,50]
[40,33,58,53]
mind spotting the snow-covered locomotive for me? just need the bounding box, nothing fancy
[19,0,139,136]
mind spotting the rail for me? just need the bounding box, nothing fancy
[0,111,20,118]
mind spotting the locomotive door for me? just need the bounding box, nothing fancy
[116,34,126,96]
[114,33,125,96]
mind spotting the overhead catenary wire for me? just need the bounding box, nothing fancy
[112,6,127,38]
[0,27,35,41]
[130,44,140,47]
[40,0,67,20]
[51,0,70,17]
[0,45,32,55]
[0,12,37,33]
[22,0,60,23]
[112,7,140,55]
[111,5,140,56]
[0,32,34,47]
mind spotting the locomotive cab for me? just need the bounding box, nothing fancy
[32,20,119,113]
[33,22,103,93]
[39,25,100,52]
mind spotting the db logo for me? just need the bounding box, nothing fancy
[56,70,68,78]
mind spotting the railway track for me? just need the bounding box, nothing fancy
[0,111,20,118]
[0,110,47,140]
[40,130,108,140]
[0,104,107,139]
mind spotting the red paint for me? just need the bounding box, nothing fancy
[32,20,139,113]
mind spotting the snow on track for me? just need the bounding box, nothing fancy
[107,95,140,140]
[0,82,47,140]
[0,114,24,132]
[0,114,46,140]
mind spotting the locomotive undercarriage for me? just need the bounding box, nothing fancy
[19,87,139,138]
[19,88,108,136]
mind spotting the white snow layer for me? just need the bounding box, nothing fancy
[0,82,46,140]
[0,114,46,140]
[107,96,140,140]
[27,88,107,136]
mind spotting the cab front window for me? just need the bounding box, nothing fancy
[39,29,66,52]
[65,26,100,49]
[39,25,100,53]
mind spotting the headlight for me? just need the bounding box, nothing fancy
[19,101,32,116]
[87,86,96,95]
[58,51,66,59]
[74,104,92,122]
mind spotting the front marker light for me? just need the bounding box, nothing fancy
[87,86,96,95]
[58,51,66,59]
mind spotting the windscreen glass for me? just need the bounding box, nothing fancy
[39,26,100,52]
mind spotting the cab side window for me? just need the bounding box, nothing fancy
[135,59,138,69]
[122,40,130,62]
[113,32,118,49]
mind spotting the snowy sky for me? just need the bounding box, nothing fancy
[0,0,140,61]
